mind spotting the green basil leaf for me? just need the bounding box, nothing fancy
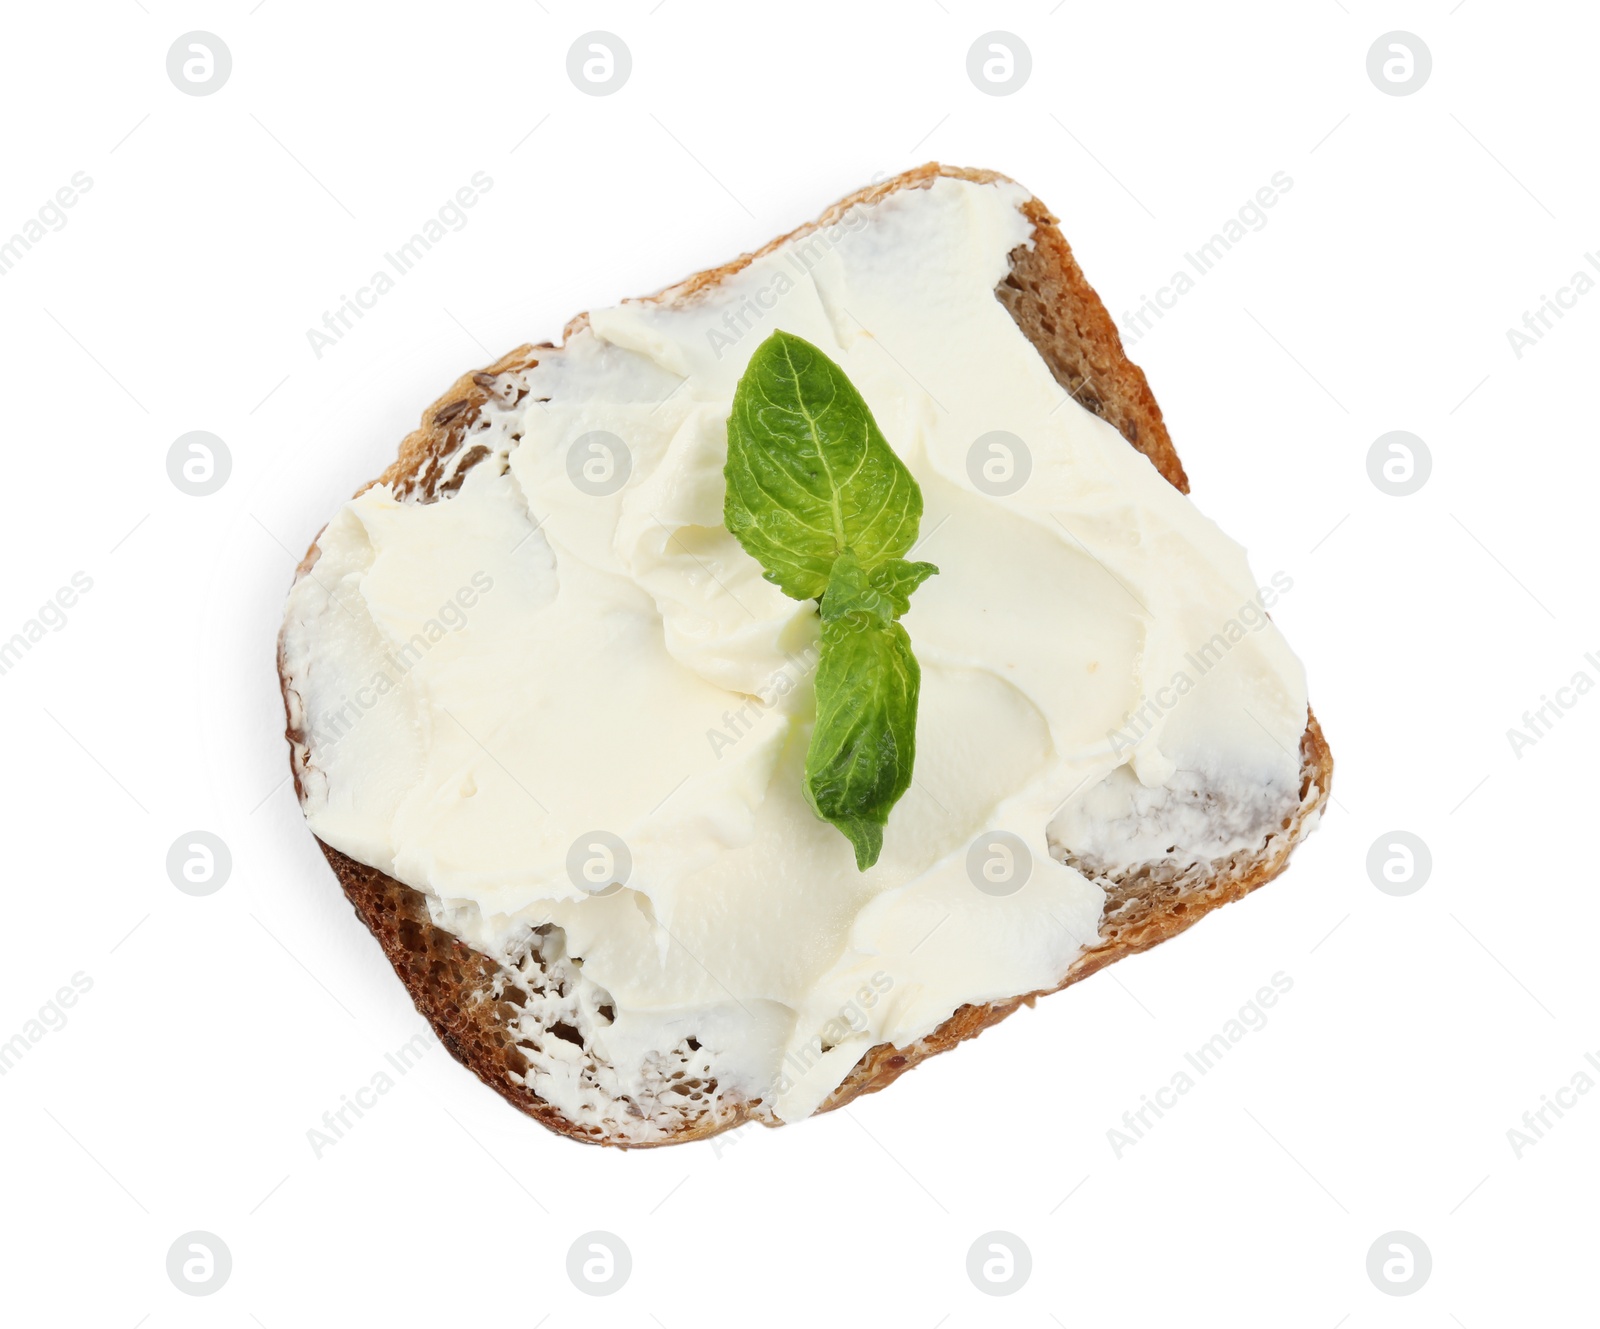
[724,330,924,601]
[820,554,940,627]
[804,554,926,871]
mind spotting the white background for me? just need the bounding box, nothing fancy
[1,1,1594,1323]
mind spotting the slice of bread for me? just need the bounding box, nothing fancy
[279,163,1332,1147]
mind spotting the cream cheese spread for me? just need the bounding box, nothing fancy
[280,176,1309,1125]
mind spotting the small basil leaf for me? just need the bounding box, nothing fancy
[803,552,927,870]
[820,554,940,627]
[724,330,924,601]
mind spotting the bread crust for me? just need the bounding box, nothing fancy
[278,163,1331,1145]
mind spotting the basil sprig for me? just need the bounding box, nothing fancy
[724,331,937,869]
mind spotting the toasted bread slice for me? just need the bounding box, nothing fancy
[279,163,1332,1147]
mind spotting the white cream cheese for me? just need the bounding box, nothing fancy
[280,176,1309,1126]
